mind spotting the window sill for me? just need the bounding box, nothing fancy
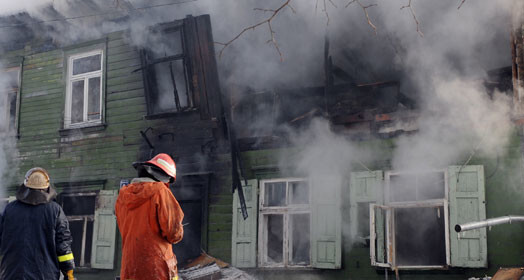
[144,108,198,120]
[59,123,107,137]
[74,267,102,273]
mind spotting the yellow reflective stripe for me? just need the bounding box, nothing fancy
[172,276,178,280]
[58,253,74,262]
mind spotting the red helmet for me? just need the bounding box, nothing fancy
[142,153,177,180]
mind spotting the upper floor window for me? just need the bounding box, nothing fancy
[0,67,20,133]
[142,24,194,116]
[65,50,103,128]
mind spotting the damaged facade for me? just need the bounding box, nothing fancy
[1,3,524,280]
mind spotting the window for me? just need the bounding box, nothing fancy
[231,178,342,269]
[142,24,193,115]
[258,179,310,267]
[65,50,103,128]
[57,190,117,269]
[352,165,487,270]
[0,67,20,133]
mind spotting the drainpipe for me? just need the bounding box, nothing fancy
[455,216,524,232]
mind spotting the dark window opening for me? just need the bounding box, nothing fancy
[142,25,194,116]
[1,68,19,132]
[58,193,97,267]
[357,202,371,247]
[394,206,446,266]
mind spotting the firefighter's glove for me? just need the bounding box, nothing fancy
[66,270,74,280]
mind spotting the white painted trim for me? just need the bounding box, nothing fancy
[64,49,104,129]
[258,178,311,268]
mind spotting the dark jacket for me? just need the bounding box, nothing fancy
[0,185,74,280]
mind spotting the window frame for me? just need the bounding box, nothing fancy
[141,22,195,117]
[58,191,98,268]
[375,170,451,270]
[64,49,104,129]
[257,178,312,268]
[1,66,21,134]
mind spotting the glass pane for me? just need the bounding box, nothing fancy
[289,213,310,265]
[389,174,417,202]
[266,214,283,264]
[150,29,183,59]
[150,60,189,113]
[8,91,16,130]
[60,195,96,216]
[389,172,445,202]
[356,202,370,246]
[73,54,101,75]
[264,182,286,207]
[71,80,84,124]
[394,206,446,266]
[289,181,309,204]
[5,70,19,88]
[417,172,445,200]
[87,76,101,121]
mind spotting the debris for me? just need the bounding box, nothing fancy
[180,253,255,280]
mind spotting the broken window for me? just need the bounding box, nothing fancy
[259,178,311,267]
[365,166,488,269]
[141,24,193,116]
[0,67,20,133]
[65,50,103,128]
[57,190,117,269]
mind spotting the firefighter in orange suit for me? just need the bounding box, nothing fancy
[116,153,184,280]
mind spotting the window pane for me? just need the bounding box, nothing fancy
[8,91,16,130]
[290,213,310,265]
[87,76,101,121]
[389,172,445,202]
[151,60,189,113]
[73,54,101,75]
[289,181,309,205]
[264,182,286,207]
[69,219,94,267]
[394,206,446,266]
[356,202,370,246]
[71,80,84,124]
[61,195,96,216]
[417,172,445,200]
[266,214,283,264]
[150,29,183,59]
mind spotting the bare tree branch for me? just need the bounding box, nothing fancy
[401,0,424,37]
[216,0,293,61]
[457,0,467,9]
[346,0,378,34]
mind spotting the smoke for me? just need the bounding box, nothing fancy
[0,63,20,201]
[0,0,519,273]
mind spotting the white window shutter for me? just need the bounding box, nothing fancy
[448,165,487,268]
[349,171,384,245]
[310,177,342,269]
[231,179,258,268]
[91,189,118,269]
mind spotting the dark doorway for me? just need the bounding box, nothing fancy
[171,174,210,265]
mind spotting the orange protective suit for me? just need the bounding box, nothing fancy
[115,179,184,280]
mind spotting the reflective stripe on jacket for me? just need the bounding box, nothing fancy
[116,179,184,280]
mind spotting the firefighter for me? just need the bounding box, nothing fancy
[0,167,75,280]
[116,153,184,280]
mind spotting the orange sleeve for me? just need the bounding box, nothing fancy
[156,185,184,244]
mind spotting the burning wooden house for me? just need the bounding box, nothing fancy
[0,1,523,280]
